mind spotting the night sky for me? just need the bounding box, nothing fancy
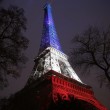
[0,0,110,109]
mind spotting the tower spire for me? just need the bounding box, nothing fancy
[39,3,62,54]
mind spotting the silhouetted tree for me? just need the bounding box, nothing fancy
[70,26,110,87]
[0,6,29,89]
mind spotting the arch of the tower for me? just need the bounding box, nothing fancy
[49,93,98,110]
[75,96,103,110]
[51,91,102,110]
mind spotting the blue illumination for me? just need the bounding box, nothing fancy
[39,3,62,53]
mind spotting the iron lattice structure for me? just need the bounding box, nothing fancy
[39,3,62,53]
[28,3,83,83]
[26,3,107,110]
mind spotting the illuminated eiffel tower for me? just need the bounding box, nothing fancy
[5,3,107,110]
[26,3,107,110]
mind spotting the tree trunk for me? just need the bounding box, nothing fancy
[104,70,110,83]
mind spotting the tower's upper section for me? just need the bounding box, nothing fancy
[39,3,62,54]
[27,3,83,84]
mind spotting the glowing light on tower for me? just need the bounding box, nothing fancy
[39,3,62,53]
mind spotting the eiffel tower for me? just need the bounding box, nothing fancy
[4,3,107,110]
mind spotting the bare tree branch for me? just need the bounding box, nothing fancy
[70,26,110,87]
[0,6,29,89]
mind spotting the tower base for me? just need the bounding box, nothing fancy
[3,70,107,110]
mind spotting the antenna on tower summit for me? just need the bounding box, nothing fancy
[45,0,54,4]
